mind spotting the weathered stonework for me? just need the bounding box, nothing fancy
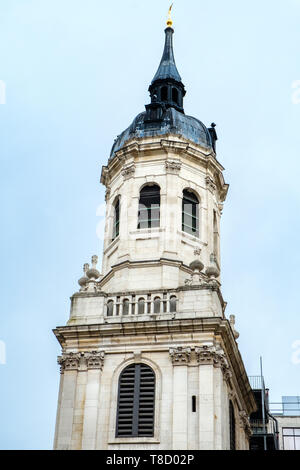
[169,346,191,364]
[58,351,105,373]
[165,159,182,173]
[53,21,256,451]
[122,163,135,180]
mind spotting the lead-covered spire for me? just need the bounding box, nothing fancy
[146,18,186,120]
[151,27,182,84]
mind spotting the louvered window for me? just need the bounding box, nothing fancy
[116,363,155,437]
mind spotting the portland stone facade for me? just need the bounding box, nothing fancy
[53,14,256,450]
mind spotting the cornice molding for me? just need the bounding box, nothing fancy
[53,317,256,415]
[101,136,228,201]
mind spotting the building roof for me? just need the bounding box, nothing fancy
[110,107,213,157]
[109,24,215,158]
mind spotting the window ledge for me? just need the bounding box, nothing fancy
[109,438,160,445]
[130,228,165,235]
[104,236,120,254]
[178,229,206,244]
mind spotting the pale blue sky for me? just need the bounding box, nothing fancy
[1,0,300,449]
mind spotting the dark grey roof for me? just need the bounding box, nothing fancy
[151,28,182,84]
[110,107,212,158]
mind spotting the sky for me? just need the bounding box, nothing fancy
[0,0,300,450]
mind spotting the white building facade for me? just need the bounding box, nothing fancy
[53,19,256,450]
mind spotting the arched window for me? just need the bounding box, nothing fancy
[112,198,120,240]
[172,87,179,105]
[154,297,161,314]
[123,299,129,315]
[229,400,236,450]
[138,298,145,315]
[107,300,114,317]
[161,86,168,102]
[170,296,177,313]
[116,363,155,437]
[138,185,160,229]
[182,189,199,237]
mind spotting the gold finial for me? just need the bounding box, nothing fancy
[167,3,173,28]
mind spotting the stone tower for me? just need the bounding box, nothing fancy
[53,17,256,451]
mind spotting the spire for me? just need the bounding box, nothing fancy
[151,27,182,84]
[146,8,186,119]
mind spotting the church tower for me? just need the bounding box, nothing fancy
[53,12,256,450]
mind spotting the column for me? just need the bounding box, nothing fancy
[195,344,233,450]
[81,351,105,450]
[213,367,223,450]
[198,363,214,450]
[169,347,191,450]
[55,353,80,450]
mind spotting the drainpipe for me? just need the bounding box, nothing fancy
[260,357,267,450]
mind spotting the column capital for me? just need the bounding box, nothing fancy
[169,346,191,365]
[195,345,232,382]
[57,351,105,373]
[165,159,182,174]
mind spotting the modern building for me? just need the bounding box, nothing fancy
[53,13,257,450]
[271,396,300,450]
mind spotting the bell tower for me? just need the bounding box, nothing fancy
[53,11,256,451]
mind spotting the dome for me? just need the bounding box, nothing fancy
[110,107,213,158]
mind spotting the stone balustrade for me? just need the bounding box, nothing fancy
[105,292,178,317]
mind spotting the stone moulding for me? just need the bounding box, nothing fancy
[121,163,135,180]
[57,351,105,373]
[239,410,252,437]
[101,136,228,200]
[205,175,217,193]
[168,345,233,381]
[169,346,191,364]
[195,345,232,381]
[165,160,182,173]
[53,318,257,414]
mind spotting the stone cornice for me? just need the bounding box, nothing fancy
[53,317,256,416]
[101,136,228,201]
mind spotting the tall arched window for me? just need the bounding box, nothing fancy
[138,298,145,315]
[116,363,155,437]
[154,297,161,314]
[229,400,236,450]
[138,185,160,229]
[182,189,199,237]
[107,300,114,317]
[170,296,177,313]
[123,299,129,316]
[112,198,120,240]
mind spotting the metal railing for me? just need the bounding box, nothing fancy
[269,402,300,416]
[248,375,264,390]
